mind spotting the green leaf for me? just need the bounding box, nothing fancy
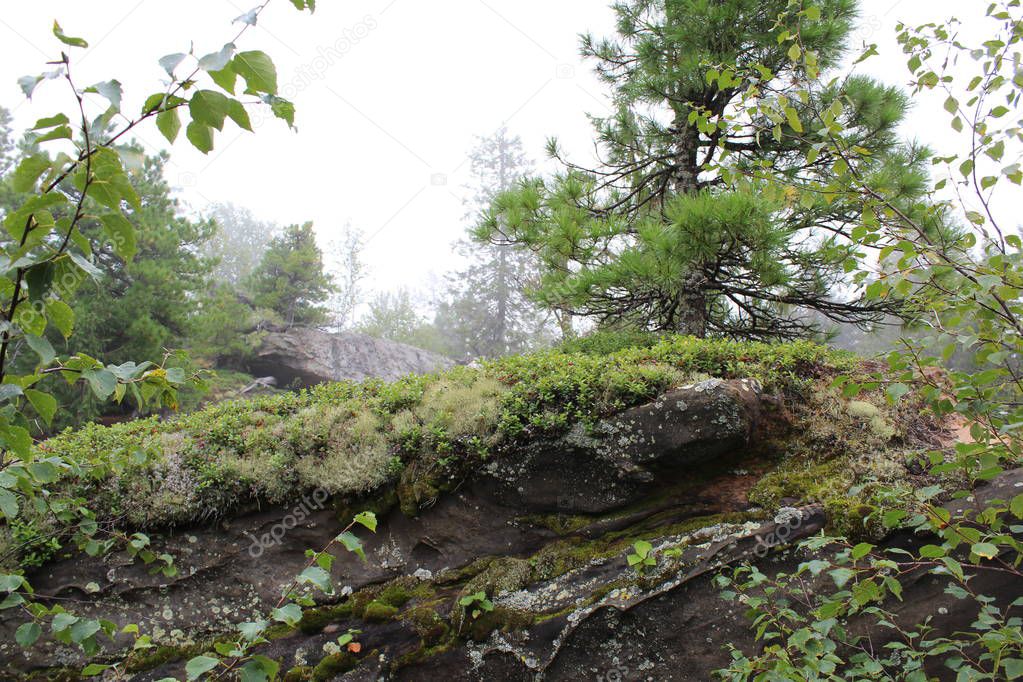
[337,530,366,561]
[199,43,235,72]
[28,461,59,483]
[886,383,910,403]
[787,43,801,62]
[233,51,278,94]
[68,252,104,282]
[1011,494,1023,520]
[81,664,110,677]
[69,618,100,643]
[19,75,43,99]
[209,65,238,94]
[99,213,137,262]
[186,122,214,154]
[25,334,56,366]
[298,566,332,593]
[25,389,57,426]
[0,384,23,403]
[353,511,377,532]
[803,5,821,20]
[15,622,42,647]
[34,125,72,144]
[82,368,117,400]
[52,21,88,48]
[829,567,855,588]
[851,543,873,560]
[75,147,139,210]
[25,262,55,303]
[0,489,19,521]
[156,108,181,144]
[32,113,69,129]
[158,53,186,76]
[971,542,999,560]
[785,107,803,133]
[0,425,33,459]
[86,80,123,111]
[269,97,296,128]
[189,90,230,131]
[12,155,51,193]
[185,655,220,680]
[270,603,302,626]
[239,656,280,682]
[226,99,252,131]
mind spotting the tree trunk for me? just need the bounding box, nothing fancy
[677,270,708,338]
[494,247,509,352]
[672,121,707,337]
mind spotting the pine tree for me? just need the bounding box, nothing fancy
[438,127,556,359]
[478,0,931,340]
[245,222,335,327]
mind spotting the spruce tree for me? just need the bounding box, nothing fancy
[477,0,931,339]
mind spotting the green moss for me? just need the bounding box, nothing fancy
[123,641,207,673]
[749,457,899,540]
[24,669,80,682]
[311,652,357,681]
[517,511,594,535]
[283,665,313,682]
[297,602,354,634]
[27,337,868,565]
[362,600,400,622]
[377,580,414,608]
[463,557,532,596]
[405,605,451,646]
[465,606,533,641]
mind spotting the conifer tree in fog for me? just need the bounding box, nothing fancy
[437,127,555,359]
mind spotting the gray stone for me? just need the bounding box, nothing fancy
[247,326,455,387]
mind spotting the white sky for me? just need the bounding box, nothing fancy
[0,0,977,298]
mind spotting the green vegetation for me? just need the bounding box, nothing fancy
[245,222,335,328]
[19,337,923,558]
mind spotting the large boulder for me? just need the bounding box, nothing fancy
[479,378,764,513]
[247,327,456,387]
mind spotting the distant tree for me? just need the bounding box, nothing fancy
[357,288,448,353]
[190,285,262,367]
[0,106,13,177]
[65,151,217,363]
[357,288,425,343]
[439,127,556,359]
[478,0,934,340]
[324,222,367,332]
[203,202,280,285]
[245,222,335,327]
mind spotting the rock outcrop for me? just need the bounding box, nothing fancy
[0,339,976,681]
[247,327,455,387]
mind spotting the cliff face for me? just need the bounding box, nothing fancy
[248,327,456,387]
[1,339,967,680]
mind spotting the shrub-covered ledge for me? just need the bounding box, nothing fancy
[12,336,948,569]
